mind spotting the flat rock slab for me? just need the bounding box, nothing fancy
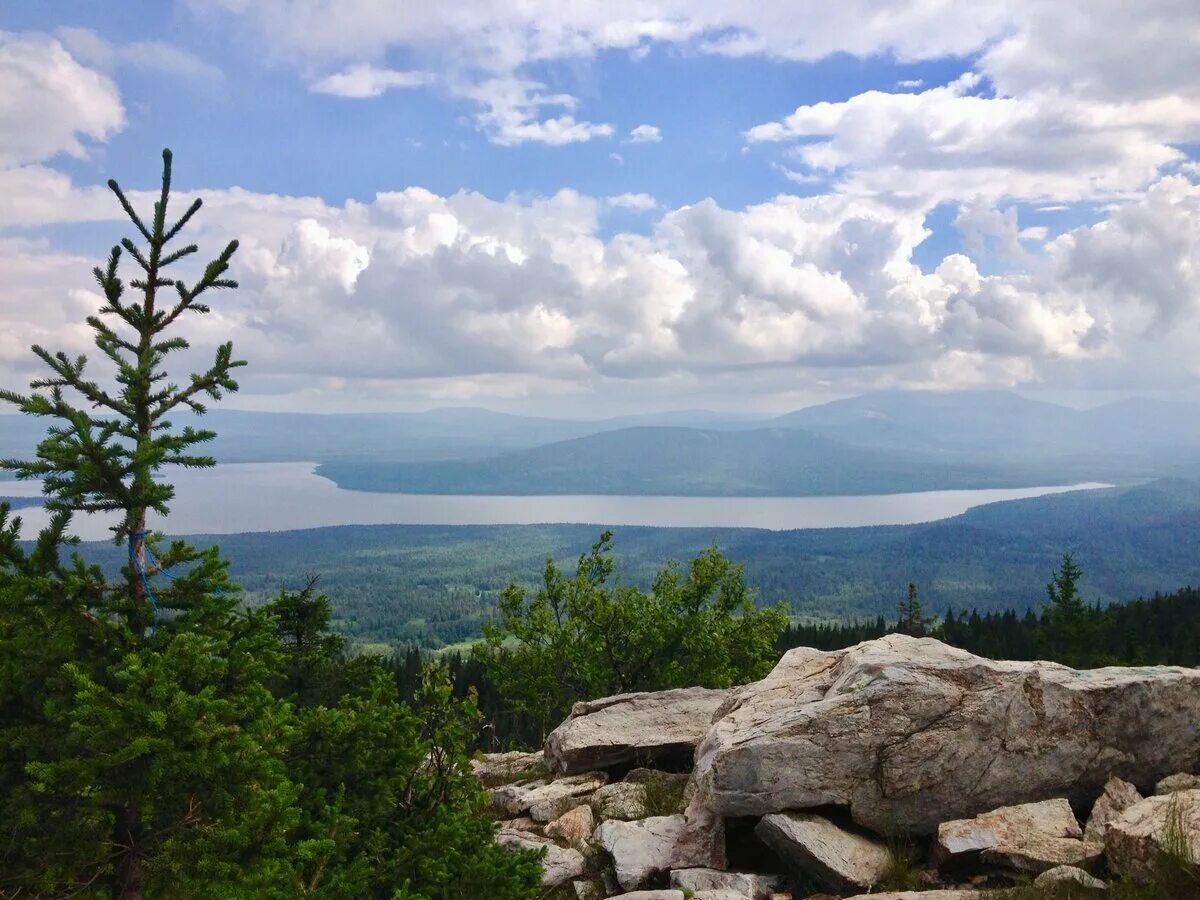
[695,635,1200,834]
[670,867,783,898]
[1035,865,1108,890]
[1105,788,1200,882]
[755,811,891,892]
[608,893,686,900]
[1156,772,1200,795]
[471,749,546,787]
[937,798,1098,874]
[524,772,608,821]
[496,827,586,886]
[545,802,595,848]
[546,686,732,774]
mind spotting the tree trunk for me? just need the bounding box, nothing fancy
[113,805,142,900]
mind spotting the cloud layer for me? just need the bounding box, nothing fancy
[2,6,1199,411]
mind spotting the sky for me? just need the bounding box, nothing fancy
[1,1,1199,415]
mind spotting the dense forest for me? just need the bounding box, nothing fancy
[54,475,1189,649]
[394,579,1200,751]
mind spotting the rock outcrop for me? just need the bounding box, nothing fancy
[694,635,1200,833]
[483,636,1200,898]
[546,686,732,774]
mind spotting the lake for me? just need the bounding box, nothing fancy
[0,461,1111,541]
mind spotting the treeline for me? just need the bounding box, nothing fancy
[394,581,1200,751]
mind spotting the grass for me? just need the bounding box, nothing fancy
[640,770,687,817]
[879,827,926,891]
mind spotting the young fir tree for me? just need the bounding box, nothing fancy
[0,149,298,897]
[896,582,928,637]
[0,150,544,899]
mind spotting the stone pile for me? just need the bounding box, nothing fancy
[476,635,1200,898]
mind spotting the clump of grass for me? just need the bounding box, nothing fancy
[879,827,926,891]
[641,770,687,816]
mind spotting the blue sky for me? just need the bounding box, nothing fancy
[2,1,1199,413]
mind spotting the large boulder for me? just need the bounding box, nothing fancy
[1156,772,1200,795]
[1105,788,1200,882]
[694,635,1200,834]
[545,803,595,849]
[754,811,892,892]
[546,686,732,774]
[596,798,725,890]
[935,799,1099,873]
[496,828,586,886]
[525,772,608,822]
[843,893,982,900]
[591,782,648,821]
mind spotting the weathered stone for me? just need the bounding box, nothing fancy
[670,867,783,898]
[1105,788,1200,882]
[691,892,749,900]
[546,686,732,774]
[524,772,608,822]
[471,749,546,787]
[843,893,982,900]
[546,803,595,849]
[754,812,891,892]
[1083,775,1142,844]
[607,892,686,900]
[499,815,541,833]
[489,779,550,818]
[596,800,725,891]
[573,881,604,900]
[694,635,1200,834]
[936,798,1099,873]
[1034,865,1108,890]
[1156,772,1200,795]
[591,782,648,820]
[496,827,586,886]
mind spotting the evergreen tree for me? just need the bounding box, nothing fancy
[0,149,299,898]
[0,151,542,899]
[896,581,928,636]
[1041,553,1090,664]
[264,583,543,899]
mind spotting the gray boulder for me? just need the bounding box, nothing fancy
[754,811,892,892]
[695,635,1200,834]
[936,798,1100,873]
[1156,772,1200,795]
[1105,788,1200,882]
[669,867,783,899]
[1083,775,1142,844]
[495,828,586,886]
[596,796,725,890]
[546,686,732,774]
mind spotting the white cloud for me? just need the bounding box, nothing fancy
[747,74,1199,204]
[896,79,923,89]
[0,32,124,166]
[55,27,223,81]
[460,76,613,145]
[310,64,432,98]
[607,192,658,211]
[627,124,662,144]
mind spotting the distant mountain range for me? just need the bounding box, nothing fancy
[5,390,1200,495]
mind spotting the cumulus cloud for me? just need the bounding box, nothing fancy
[747,73,1198,204]
[627,124,662,143]
[607,193,658,211]
[0,32,124,166]
[309,64,432,98]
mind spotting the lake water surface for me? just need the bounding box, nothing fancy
[2,462,1109,541]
